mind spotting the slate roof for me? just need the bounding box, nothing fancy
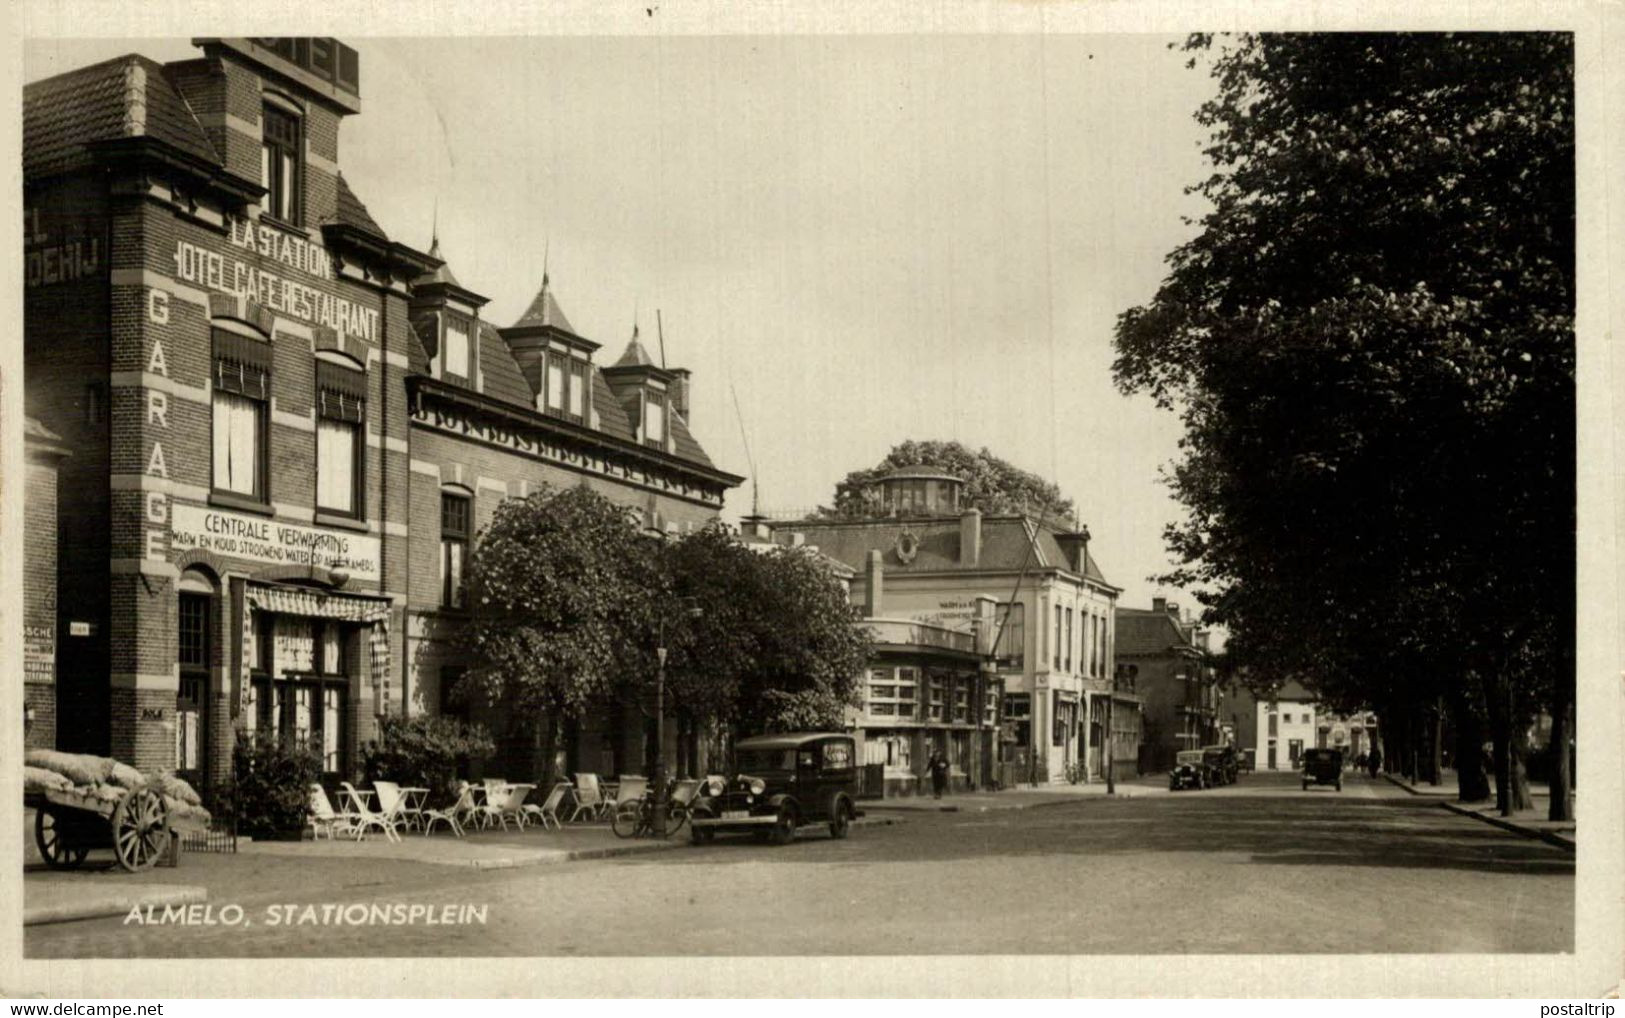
[614,332,657,368]
[25,54,220,181]
[1115,606,1202,656]
[784,515,1112,586]
[333,172,388,240]
[475,321,533,408]
[511,277,576,334]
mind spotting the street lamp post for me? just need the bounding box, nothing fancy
[651,599,702,837]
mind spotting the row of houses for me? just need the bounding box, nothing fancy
[21,36,1238,800]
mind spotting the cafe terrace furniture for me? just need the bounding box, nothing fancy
[339,782,400,842]
[522,782,572,830]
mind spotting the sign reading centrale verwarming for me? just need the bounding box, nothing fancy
[169,504,381,582]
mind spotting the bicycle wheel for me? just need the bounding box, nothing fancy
[611,803,641,839]
[661,805,687,838]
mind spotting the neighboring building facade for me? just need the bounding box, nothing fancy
[1227,679,1379,772]
[1116,598,1220,773]
[23,38,740,792]
[24,418,71,750]
[773,469,1131,787]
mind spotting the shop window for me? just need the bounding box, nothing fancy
[1002,692,1030,719]
[211,329,271,504]
[316,358,365,517]
[261,103,301,224]
[993,603,1024,669]
[440,490,471,608]
[643,390,667,448]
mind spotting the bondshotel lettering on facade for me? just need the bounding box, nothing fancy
[22,37,742,792]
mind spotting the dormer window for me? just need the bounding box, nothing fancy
[542,349,589,425]
[643,390,666,448]
[442,318,469,381]
[261,103,302,224]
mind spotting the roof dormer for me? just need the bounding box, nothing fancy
[410,237,489,389]
[600,325,678,452]
[499,272,600,427]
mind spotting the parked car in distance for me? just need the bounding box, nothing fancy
[1202,745,1239,786]
[689,732,863,845]
[1170,749,1208,791]
[1301,747,1344,791]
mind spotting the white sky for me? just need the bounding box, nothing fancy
[24,34,1218,613]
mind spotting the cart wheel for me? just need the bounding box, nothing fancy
[112,787,170,872]
[35,808,89,870]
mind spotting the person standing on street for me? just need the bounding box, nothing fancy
[1368,745,1383,778]
[930,749,950,799]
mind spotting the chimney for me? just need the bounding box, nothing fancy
[1152,596,1168,614]
[1056,524,1092,574]
[670,367,691,424]
[960,509,981,566]
[865,550,884,617]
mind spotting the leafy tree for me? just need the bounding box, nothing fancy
[1113,33,1573,817]
[822,440,1074,521]
[457,484,666,786]
[361,715,496,806]
[663,523,873,735]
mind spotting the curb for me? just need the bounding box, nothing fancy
[1437,800,1576,853]
[1382,773,1427,796]
[25,884,209,927]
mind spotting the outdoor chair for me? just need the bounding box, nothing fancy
[308,784,360,841]
[420,783,474,838]
[373,780,409,834]
[522,782,572,830]
[339,781,401,842]
[485,783,535,831]
[570,774,605,822]
[609,776,648,820]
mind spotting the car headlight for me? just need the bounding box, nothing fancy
[748,778,765,796]
[707,778,725,796]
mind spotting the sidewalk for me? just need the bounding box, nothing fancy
[1383,771,1576,852]
[866,776,1172,812]
[20,809,727,927]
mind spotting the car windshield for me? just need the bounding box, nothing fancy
[1176,751,1204,765]
[736,749,797,773]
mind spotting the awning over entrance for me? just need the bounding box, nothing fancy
[239,583,393,715]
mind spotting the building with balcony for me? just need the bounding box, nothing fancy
[761,466,1130,787]
[1116,598,1220,773]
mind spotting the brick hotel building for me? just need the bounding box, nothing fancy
[23,38,741,792]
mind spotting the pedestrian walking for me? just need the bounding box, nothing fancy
[1367,745,1383,778]
[930,750,950,799]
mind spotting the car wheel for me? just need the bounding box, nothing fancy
[770,807,797,846]
[828,802,850,840]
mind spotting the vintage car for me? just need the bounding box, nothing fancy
[1202,745,1239,786]
[689,732,863,845]
[1301,747,1344,791]
[1169,749,1209,791]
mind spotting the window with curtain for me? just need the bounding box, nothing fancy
[212,330,270,500]
[262,103,301,223]
[568,358,587,420]
[643,390,667,446]
[316,359,365,516]
[441,491,470,608]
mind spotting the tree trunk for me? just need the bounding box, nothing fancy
[1489,687,1511,815]
[1508,725,1534,813]
[539,711,560,790]
[1548,686,1574,822]
[1450,695,1491,803]
[1429,699,1444,786]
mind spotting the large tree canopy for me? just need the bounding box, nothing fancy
[1113,33,1573,814]
[822,439,1074,521]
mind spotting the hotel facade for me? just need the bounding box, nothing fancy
[23,38,740,793]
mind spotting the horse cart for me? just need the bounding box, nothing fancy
[27,784,205,873]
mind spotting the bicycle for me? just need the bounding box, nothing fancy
[610,786,687,839]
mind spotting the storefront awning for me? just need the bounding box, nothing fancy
[239,583,393,716]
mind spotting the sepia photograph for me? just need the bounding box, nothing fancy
[6,1,1620,1001]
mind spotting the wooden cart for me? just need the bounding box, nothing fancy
[26,785,204,873]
